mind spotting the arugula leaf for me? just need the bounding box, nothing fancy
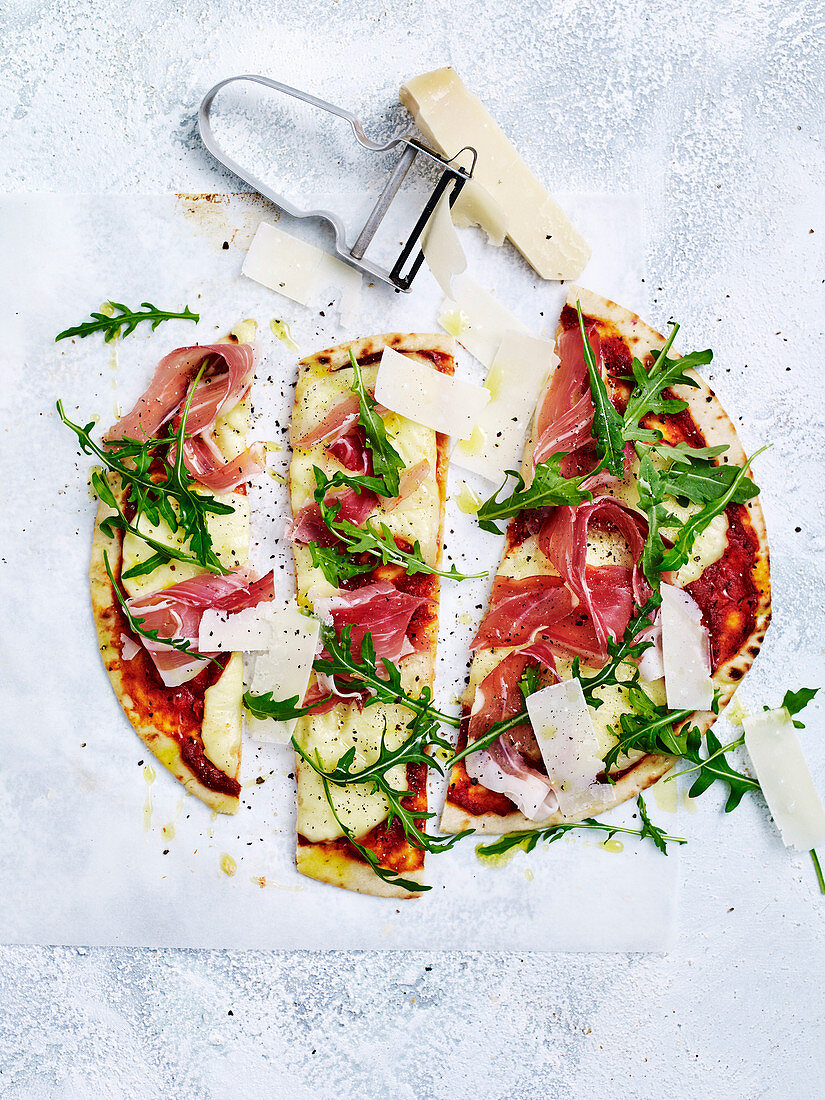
[658,446,768,573]
[475,456,593,536]
[653,441,729,465]
[314,624,460,729]
[573,593,662,707]
[56,301,199,343]
[475,800,686,859]
[308,543,376,587]
[621,331,707,443]
[577,299,625,477]
[780,687,819,728]
[319,775,432,893]
[348,349,405,496]
[243,691,332,721]
[653,450,759,506]
[314,469,486,581]
[811,851,825,896]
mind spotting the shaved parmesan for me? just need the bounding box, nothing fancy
[744,708,825,851]
[199,603,281,653]
[374,345,489,441]
[439,274,528,368]
[245,602,321,745]
[526,679,612,816]
[450,179,507,246]
[453,331,558,483]
[400,68,590,279]
[660,584,713,711]
[243,221,361,326]
[120,634,141,662]
[421,188,467,298]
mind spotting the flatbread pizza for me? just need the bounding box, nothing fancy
[442,287,771,835]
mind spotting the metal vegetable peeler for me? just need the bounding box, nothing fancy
[198,75,476,292]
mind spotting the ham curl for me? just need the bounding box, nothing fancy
[532,324,599,469]
[466,647,560,821]
[125,569,275,688]
[287,482,378,547]
[539,498,649,657]
[327,425,372,475]
[291,395,361,448]
[178,431,266,493]
[314,580,432,664]
[471,575,578,651]
[109,344,255,442]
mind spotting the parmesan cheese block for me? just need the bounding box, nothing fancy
[243,221,362,325]
[400,68,590,279]
[453,332,558,483]
[374,346,489,441]
[744,708,825,851]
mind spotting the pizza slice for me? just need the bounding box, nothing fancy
[442,287,771,835]
[86,321,269,814]
[286,333,454,898]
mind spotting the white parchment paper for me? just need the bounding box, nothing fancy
[0,191,681,951]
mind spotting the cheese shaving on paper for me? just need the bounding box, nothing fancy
[374,345,489,441]
[421,188,467,297]
[744,708,825,851]
[246,602,321,745]
[243,221,361,326]
[199,603,282,652]
[400,67,590,279]
[526,678,612,817]
[453,331,558,483]
[438,275,528,369]
[660,583,713,711]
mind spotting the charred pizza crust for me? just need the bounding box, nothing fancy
[442,287,770,835]
[289,333,453,898]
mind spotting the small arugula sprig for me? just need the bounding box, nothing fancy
[103,551,217,667]
[348,348,405,496]
[56,301,199,343]
[573,593,662,707]
[577,299,625,476]
[308,543,376,587]
[620,332,710,444]
[314,470,486,582]
[314,624,460,729]
[476,793,685,859]
[58,361,233,575]
[475,456,594,536]
[242,691,333,721]
[294,709,469,857]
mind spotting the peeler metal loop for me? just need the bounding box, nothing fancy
[198,75,476,292]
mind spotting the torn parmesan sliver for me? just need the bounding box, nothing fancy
[400,67,590,279]
[421,188,467,298]
[120,634,141,662]
[744,708,825,851]
[660,583,713,711]
[245,603,321,745]
[453,331,558,483]
[374,345,489,441]
[243,221,361,326]
[526,678,612,817]
[450,179,507,246]
[199,603,281,653]
[439,275,528,369]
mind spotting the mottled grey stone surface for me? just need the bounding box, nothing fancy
[2,0,824,1096]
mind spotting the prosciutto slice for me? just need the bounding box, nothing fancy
[532,323,599,469]
[125,569,275,688]
[109,344,254,442]
[327,425,372,475]
[465,646,560,821]
[288,481,378,547]
[471,575,578,651]
[539,498,649,655]
[291,395,361,448]
[178,431,266,493]
[313,580,431,664]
